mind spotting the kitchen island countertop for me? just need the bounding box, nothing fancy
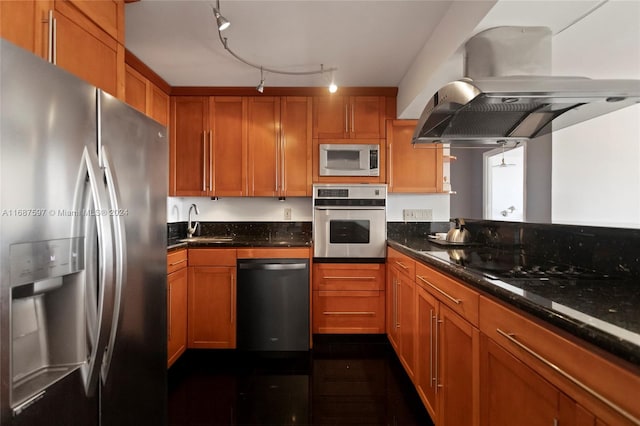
[388,238,640,367]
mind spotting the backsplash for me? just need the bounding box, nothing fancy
[168,221,311,246]
[462,219,640,279]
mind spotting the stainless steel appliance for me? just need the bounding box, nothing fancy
[319,143,380,176]
[0,40,167,425]
[237,259,310,351]
[412,26,640,146]
[313,184,387,259]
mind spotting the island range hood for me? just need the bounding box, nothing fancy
[412,26,640,146]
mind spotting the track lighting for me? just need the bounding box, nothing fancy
[213,1,337,92]
[256,67,265,93]
[212,1,230,31]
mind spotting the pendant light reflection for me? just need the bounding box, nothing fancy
[256,67,265,93]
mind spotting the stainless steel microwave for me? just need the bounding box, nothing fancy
[319,143,379,177]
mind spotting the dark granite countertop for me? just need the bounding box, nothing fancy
[388,238,640,367]
[168,237,311,250]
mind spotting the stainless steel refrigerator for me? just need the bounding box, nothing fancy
[0,39,167,425]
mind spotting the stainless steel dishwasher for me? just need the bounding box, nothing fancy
[237,259,310,351]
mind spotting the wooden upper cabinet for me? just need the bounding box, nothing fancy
[52,1,124,98]
[125,65,169,126]
[170,97,209,196]
[0,1,49,59]
[210,97,247,196]
[313,96,386,139]
[247,97,280,197]
[124,64,147,114]
[387,119,443,193]
[65,0,125,43]
[280,97,313,196]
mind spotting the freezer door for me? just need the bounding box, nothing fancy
[0,40,107,425]
[97,90,168,426]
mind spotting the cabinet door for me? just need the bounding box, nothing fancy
[387,119,443,193]
[188,266,236,349]
[167,267,187,368]
[480,335,560,426]
[54,2,122,97]
[398,271,416,380]
[438,304,479,426]
[247,97,280,196]
[281,96,312,196]
[210,97,247,196]
[386,268,400,351]
[148,82,169,127]
[313,95,349,139]
[1,0,49,59]
[170,97,208,196]
[124,64,147,114]
[415,285,437,419]
[350,96,384,139]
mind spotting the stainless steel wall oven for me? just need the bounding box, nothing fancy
[313,184,387,260]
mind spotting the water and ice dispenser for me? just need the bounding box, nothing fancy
[10,238,87,412]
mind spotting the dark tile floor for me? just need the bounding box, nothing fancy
[168,335,434,426]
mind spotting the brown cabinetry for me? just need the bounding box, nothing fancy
[386,248,416,379]
[313,96,386,139]
[413,260,480,426]
[0,1,49,59]
[312,263,385,334]
[187,249,237,349]
[124,63,169,126]
[387,120,443,193]
[170,96,311,197]
[167,249,188,367]
[479,295,640,426]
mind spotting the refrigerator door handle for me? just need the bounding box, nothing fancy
[99,145,127,383]
[75,148,116,397]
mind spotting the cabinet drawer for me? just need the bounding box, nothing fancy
[313,290,385,334]
[313,263,385,291]
[188,248,237,266]
[387,247,415,278]
[480,296,640,426]
[167,249,187,274]
[415,261,479,326]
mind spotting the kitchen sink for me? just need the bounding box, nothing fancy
[179,236,234,243]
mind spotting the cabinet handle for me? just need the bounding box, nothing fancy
[395,261,409,271]
[168,259,187,267]
[345,104,349,134]
[416,275,461,305]
[47,10,54,63]
[322,311,375,316]
[435,316,442,392]
[351,104,355,133]
[496,328,640,425]
[322,276,376,280]
[209,131,213,192]
[429,308,434,388]
[388,143,393,189]
[275,133,279,193]
[202,132,207,192]
[394,278,400,329]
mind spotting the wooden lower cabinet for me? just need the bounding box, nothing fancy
[480,335,560,426]
[187,249,237,349]
[312,263,385,334]
[415,285,437,418]
[167,249,188,367]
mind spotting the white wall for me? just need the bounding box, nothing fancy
[167,194,450,223]
[551,1,640,228]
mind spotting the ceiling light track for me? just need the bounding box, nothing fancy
[212,1,338,92]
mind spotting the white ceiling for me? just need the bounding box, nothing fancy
[125,0,606,118]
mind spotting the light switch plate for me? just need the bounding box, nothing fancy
[284,207,292,220]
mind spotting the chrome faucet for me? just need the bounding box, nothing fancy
[187,203,200,238]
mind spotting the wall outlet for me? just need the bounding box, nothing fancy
[403,208,433,221]
[284,207,292,220]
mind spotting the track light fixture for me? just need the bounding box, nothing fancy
[212,1,230,31]
[213,1,338,93]
[256,67,265,93]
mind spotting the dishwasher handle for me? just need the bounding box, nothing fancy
[238,262,308,271]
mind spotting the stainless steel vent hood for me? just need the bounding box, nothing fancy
[412,26,640,145]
